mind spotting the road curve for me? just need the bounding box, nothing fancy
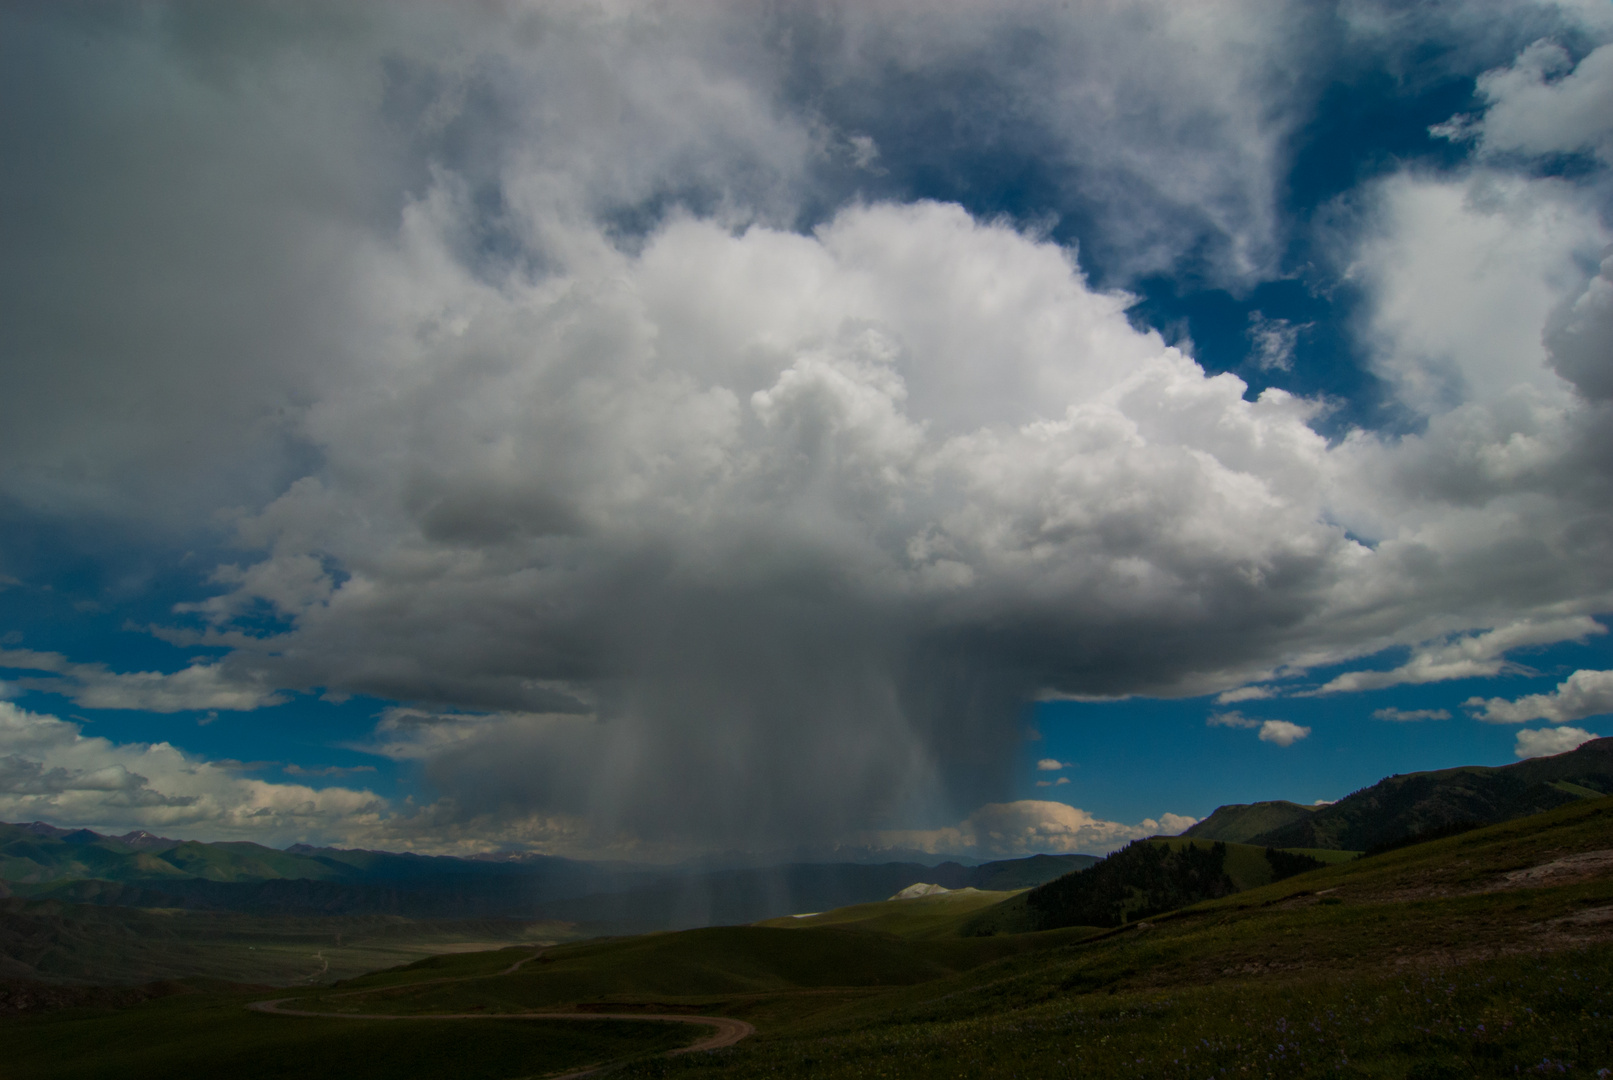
[247,997,755,1053]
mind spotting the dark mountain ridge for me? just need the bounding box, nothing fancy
[1210,736,1613,852]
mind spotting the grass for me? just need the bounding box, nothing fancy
[958,839,1364,936]
[290,925,1097,1017]
[0,902,575,985]
[753,889,1018,938]
[1,989,695,1080]
[612,947,1613,1079]
[5,797,1613,1078]
[1280,848,1361,864]
[1182,801,1316,844]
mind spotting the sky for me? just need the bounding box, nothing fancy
[2,0,1613,863]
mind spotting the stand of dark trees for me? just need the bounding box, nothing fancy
[1020,840,1237,930]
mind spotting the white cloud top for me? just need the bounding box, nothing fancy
[1514,726,1600,759]
[877,800,1197,858]
[1436,41,1613,162]
[1257,720,1311,747]
[1467,669,1613,725]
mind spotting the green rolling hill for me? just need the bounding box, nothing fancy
[1178,799,1315,843]
[755,886,1016,938]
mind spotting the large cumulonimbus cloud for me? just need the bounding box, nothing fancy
[2,2,1613,854]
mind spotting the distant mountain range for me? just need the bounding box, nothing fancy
[10,738,1608,933]
[0,821,1094,931]
[1184,735,1613,851]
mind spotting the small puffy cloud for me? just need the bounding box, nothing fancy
[1434,41,1613,163]
[1246,312,1309,372]
[0,648,283,713]
[1313,618,1606,695]
[1211,710,1309,742]
[1257,720,1310,746]
[354,707,510,761]
[1515,726,1600,760]
[1035,758,1069,771]
[1034,777,1071,787]
[1217,686,1276,704]
[846,133,884,173]
[176,554,336,625]
[1372,707,1451,722]
[1465,669,1613,725]
[876,800,1197,858]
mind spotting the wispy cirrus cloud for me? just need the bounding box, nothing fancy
[1373,707,1451,722]
[1310,619,1606,696]
[0,649,283,713]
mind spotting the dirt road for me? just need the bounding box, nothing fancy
[248,945,754,1075]
[246,995,755,1074]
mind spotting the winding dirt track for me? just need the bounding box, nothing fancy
[246,997,753,1050]
[247,949,754,1076]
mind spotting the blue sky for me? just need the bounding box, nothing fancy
[2,1,1612,861]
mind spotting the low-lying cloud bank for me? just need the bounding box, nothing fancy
[0,701,1188,859]
[0,703,384,847]
[873,800,1198,859]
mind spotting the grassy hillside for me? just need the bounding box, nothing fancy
[755,888,1015,938]
[630,795,1613,1075]
[960,838,1331,935]
[8,795,1607,1078]
[1180,799,1314,843]
[1,993,693,1080]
